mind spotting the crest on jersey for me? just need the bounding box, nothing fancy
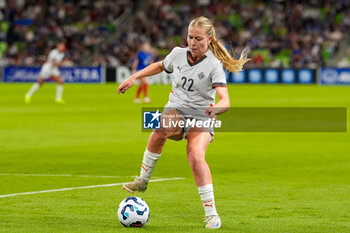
[198,72,205,80]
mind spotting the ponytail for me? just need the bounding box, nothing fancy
[190,16,249,73]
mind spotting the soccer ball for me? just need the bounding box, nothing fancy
[117,196,150,227]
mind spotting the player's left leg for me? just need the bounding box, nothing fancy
[142,77,150,103]
[186,130,221,229]
[134,77,146,103]
[25,78,45,103]
[52,76,64,104]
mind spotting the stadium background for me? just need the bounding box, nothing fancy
[1,0,350,84]
[0,0,350,232]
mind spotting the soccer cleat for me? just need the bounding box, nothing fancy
[134,98,142,104]
[143,97,151,103]
[24,95,31,104]
[204,215,221,229]
[55,98,65,104]
[122,176,148,194]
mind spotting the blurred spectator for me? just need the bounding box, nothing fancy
[2,0,132,66]
[1,0,350,68]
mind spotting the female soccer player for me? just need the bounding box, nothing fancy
[131,42,153,103]
[118,16,249,229]
[25,42,67,104]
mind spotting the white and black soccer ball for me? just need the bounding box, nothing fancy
[117,196,150,227]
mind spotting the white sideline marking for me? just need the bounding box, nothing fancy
[0,173,122,178]
[0,177,184,199]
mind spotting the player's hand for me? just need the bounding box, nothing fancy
[205,106,218,118]
[117,76,136,95]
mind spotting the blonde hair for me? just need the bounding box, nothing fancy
[189,16,249,73]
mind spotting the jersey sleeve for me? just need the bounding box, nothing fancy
[48,50,59,62]
[162,47,180,74]
[47,50,55,62]
[210,64,227,88]
[137,51,142,61]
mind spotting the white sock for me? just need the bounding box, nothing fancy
[198,184,218,217]
[56,85,63,100]
[140,149,161,182]
[26,83,40,97]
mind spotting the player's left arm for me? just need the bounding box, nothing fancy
[205,87,230,118]
[131,56,139,74]
[52,57,69,66]
[62,57,70,63]
[52,59,59,66]
[58,58,70,66]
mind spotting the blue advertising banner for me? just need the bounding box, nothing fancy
[265,69,279,84]
[248,69,263,83]
[298,69,313,84]
[232,70,246,83]
[229,68,315,84]
[3,66,102,83]
[319,68,350,85]
[281,69,296,84]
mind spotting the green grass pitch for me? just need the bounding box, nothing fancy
[0,83,350,233]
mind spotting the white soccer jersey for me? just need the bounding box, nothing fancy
[47,49,65,64]
[163,47,227,108]
[38,49,65,79]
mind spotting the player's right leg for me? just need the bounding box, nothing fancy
[123,109,184,193]
[25,64,50,103]
[25,78,45,103]
[134,77,144,103]
[51,75,64,104]
[122,131,166,193]
[141,77,150,103]
[134,77,150,103]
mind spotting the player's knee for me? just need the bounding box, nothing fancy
[152,129,169,141]
[57,78,64,84]
[187,148,205,166]
[140,80,147,86]
[153,126,183,140]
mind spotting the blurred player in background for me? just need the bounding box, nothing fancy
[131,41,153,103]
[25,42,67,104]
[118,16,249,229]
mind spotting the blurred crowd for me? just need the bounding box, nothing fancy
[1,0,350,68]
[1,0,132,66]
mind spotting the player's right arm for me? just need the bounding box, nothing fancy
[48,50,65,67]
[131,55,139,74]
[51,59,67,67]
[51,59,59,66]
[131,60,138,74]
[117,61,164,95]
